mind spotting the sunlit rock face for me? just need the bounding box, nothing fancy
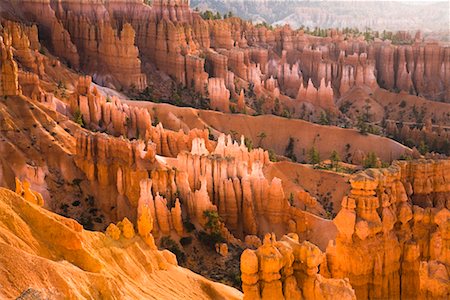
[326,160,450,299]
[0,187,242,299]
[0,1,448,299]
[241,233,356,300]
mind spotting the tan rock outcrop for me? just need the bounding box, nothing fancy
[297,78,334,110]
[0,32,20,96]
[136,179,184,236]
[208,77,230,112]
[241,233,356,300]
[105,223,121,240]
[14,177,44,206]
[326,159,450,299]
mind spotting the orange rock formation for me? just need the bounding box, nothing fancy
[326,160,450,299]
[0,187,242,299]
[0,1,448,299]
[241,233,356,299]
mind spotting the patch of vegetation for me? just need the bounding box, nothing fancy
[308,147,320,164]
[318,111,330,125]
[256,22,273,30]
[73,109,84,127]
[268,149,277,162]
[244,137,253,151]
[183,219,196,233]
[330,150,340,170]
[284,137,297,162]
[71,200,81,207]
[199,10,222,20]
[418,140,429,155]
[257,132,266,146]
[197,230,225,249]
[198,210,225,249]
[363,152,378,168]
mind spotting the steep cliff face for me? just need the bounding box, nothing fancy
[326,159,450,299]
[7,0,449,113]
[175,135,336,245]
[373,40,449,101]
[16,0,146,91]
[74,130,154,222]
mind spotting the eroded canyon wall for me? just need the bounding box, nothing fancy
[326,159,450,299]
[8,0,449,112]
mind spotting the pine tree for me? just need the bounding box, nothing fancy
[308,147,320,164]
[330,150,340,170]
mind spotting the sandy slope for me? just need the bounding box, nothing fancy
[125,100,412,163]
[0,188,242,299]
[265,161,351,214]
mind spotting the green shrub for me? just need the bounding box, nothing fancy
[284,137,297,162]
[73,109,84,127]
[198,210,225,249]
[418,140,429,155]
[244,137,253,151]
[363,152,378,168]
[268,149,277,162]
[197,230,225,248]
[308,147,320,164]
[330,150,340,170]
[183,219,196,233]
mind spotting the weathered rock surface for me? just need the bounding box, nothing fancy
[326,159,450,299]
[7,0,448,113]
[241,233,356,300]
[0,187,242,299]
[0,30,20,96]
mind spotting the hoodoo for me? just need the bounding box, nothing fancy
[0,0,448,299]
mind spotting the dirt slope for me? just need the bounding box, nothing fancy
[125,100,412,163]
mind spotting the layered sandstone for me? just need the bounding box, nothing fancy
[7,0,449,110]
[241,233,356,300]
[0,187,242,299]
[326,159,450,299]
[0,31,20,96]
[14,177,44,206]
[175,134,332,243]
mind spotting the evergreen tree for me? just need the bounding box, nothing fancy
[308,147,320,164]
[363,152,378,168]
[330,150,340,170]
